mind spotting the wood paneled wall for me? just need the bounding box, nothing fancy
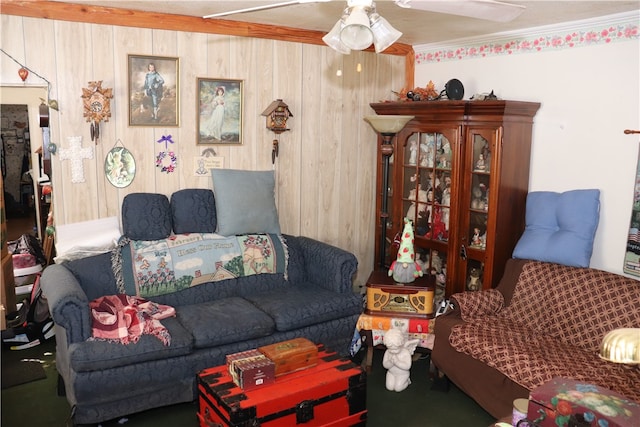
[0,12,406,286]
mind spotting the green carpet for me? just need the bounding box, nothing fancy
[1,339,495,426]
[1,357,47,389]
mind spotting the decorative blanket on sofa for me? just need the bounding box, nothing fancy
[89,294,175,345]
[448,261,640,404]
[114,233,288,297]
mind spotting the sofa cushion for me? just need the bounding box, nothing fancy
[170,188,217,234]
[175,297,275,348]
[211,169,281,236]
[244,287,362,332]
[68,316,193,372]
[512,189,600,268]
[122,193,173,240]
[64,252,118,302]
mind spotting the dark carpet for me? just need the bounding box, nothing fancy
[1,350,48,389]
[1,359,47,389]
[1,338,496,426]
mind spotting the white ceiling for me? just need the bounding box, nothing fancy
[52,1,640,46]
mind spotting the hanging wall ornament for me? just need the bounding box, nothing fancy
[18,67,28,81]
[81,80,113,144]
[105,139,136,188]
[59,136,94,183]
[156,133,177,173]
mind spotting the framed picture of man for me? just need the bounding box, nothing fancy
[128,54,179,127]
[197,78,243,145]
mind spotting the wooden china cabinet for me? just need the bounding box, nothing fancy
[370,100,540,303]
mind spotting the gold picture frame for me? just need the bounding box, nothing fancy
[197,78,243,145]
[128,54,179,127]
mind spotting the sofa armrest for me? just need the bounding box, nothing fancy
[40,264,92,344]
[291,236,358,293]
[451,289,504,321]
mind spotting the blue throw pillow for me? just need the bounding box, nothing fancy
[170,189,217,234]
[512,189,600,268]
[211,169,281,236]
[121,193,172,240]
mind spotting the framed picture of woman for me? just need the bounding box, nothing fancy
[197,78,243,145]
[128,54,179,127]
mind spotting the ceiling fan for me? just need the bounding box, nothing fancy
[204,0,526,53]
[203,0,526,23]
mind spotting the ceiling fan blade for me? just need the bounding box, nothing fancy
[394,0,526,23]
[204,0,330,19]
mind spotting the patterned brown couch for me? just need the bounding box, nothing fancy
[432,258,640,419]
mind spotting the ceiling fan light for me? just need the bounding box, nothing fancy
[370,14,402,53]
[323,20,352,54]
[340,7,373,50]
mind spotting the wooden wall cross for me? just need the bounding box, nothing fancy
[59,136,93,183]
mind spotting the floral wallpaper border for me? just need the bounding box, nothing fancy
[415,11,639,64]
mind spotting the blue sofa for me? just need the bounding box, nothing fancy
[41,190,362,425]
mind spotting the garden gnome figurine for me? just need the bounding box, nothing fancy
[388,218,423,283]
[382,329,420,392]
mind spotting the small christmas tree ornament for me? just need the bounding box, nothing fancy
[388,218,423,283]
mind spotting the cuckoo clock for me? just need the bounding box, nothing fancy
[81,81,113,143]
[262,99,293,133]
[261,99,293,163]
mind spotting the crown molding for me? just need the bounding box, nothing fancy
[414,10,640,64]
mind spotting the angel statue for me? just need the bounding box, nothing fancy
[382,329,420,392]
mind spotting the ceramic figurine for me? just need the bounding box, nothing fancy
[467,268,482,291]
[382,329,420,392]
[408,140,418,165]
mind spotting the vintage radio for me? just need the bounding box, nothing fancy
[365,270,435,317]
[258,338,318,377]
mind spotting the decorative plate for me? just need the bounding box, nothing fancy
[105,146,136,188]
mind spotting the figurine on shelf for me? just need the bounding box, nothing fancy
[440,137,451,155]
[481,140,491,172]
[426,205,448,241]
[427,171,440,191]
[438,155,449,169]
[430,250,443,274]
[382,329,420,392]
[475,154,486,171]
[484,187,490,211]
[415,251,428,273]
[467,268,482,291]
[408,140,418,165]
[420,138,434,168]
[471,227,482,246]
[441,187,451,228]
[405,184,428,221]
[471,186,485,210]
[388,218,423,283]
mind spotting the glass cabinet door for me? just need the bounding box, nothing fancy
[402,132,452,241]
[402,131,454,305]
[462,131,493,291]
